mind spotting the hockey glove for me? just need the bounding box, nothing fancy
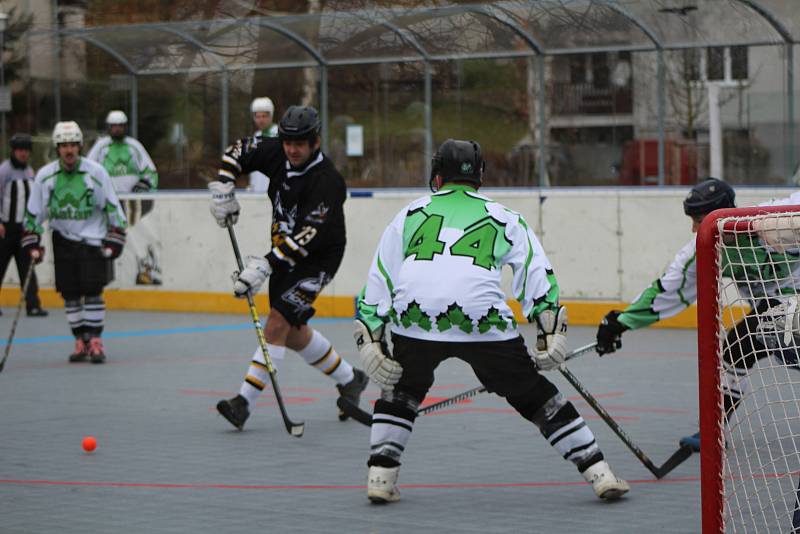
[353,319,402,389]
[102,227,126,259]
[533,306,569,372]
[209,180,240,227]
[233,255,271,298]
[21,231,44,264]
[131,179,152,193]
[596,310,628,356]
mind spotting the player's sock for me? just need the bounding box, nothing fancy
[65,298,84,338]
[368,398,418,468]
[531,393,602,470]
[83,295,105,336]
[297,329,354,385]
[239,344,285,406]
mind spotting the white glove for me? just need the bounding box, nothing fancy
[209,181,240,227]
[233,256,271,298]
[533,306,569,372]
[353,319,402,389]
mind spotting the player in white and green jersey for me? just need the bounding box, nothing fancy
[23,121,127,364]
[87,110,158,194]
[247,97,278,193]
[354,139,629,504]
[595,178,800,451]
[87,110,160,285]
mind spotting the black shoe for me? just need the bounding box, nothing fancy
[26,307,48,317]
[217,395,250,430]
[337,369,369,421]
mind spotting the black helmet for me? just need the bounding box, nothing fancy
[278,105,320,142]
[683,178,736,216]
[429,139,485,192]
[10,133,33,151]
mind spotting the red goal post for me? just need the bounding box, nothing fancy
[697,205,800,533]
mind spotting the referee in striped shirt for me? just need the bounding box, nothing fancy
[0,133,46,316]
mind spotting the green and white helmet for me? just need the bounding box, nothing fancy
[52,121,83,146]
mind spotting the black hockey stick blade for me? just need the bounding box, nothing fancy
[654,445,693,479]
[337,397,373,426]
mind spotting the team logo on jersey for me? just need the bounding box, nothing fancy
[305,202,329,224]
[48,180,95,220]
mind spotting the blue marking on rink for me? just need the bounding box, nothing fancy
[0,316,351,345]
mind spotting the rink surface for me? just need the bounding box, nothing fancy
[0,310,701,533]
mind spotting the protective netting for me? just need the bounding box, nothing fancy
[714,212,800,532]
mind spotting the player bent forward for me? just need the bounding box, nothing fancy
[209,105,367,429]
[596,178,800,452]
[23,121,127,363]
[354,139,629,503]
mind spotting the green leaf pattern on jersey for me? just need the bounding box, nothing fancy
[477,306,515,334]
[722,234,800,285]
[48,172,96,221]
[400,300,433,331]
[435,303,474,334]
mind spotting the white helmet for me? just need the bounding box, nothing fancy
[52,121,83,146]
[251,97,274,115]
[106,110,128,125]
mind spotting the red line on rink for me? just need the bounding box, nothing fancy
[0,476,701,490]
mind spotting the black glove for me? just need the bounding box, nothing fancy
[21,231,44,264]
[596,310,628,356]
[132,179,152,193]
[102,227,126,260]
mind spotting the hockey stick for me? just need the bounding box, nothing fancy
[0,263,36,374]
[226,222,304,438]
[558,364,692,479]
[338,341,599,426]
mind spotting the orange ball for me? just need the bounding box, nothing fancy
[82,436,97,452]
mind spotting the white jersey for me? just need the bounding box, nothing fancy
[619,191,800,330]
[25,157,127,246]
[357,184,560,342]
[86,135,158,193]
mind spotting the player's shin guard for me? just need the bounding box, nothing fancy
[83,295,105,337]
[239,344,285,406]
[368,395,419,468]
[530,393,604,472]
[297,329,354,385]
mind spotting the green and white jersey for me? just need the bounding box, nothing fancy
[357,184,560,342]
[248,126,279,193]
[619,191,800,331]
[86,136,158,193]
[25,157,128,246]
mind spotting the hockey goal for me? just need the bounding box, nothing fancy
[697,205,800,533]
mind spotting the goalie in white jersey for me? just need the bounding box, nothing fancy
[595,178,800,452]
[354,139,629,504]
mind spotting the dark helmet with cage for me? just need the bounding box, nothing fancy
[683,178,736,216]
[9,133,33,151]
[278,105,320,143]
[429,139,485,192]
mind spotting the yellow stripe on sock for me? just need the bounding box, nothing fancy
[245,376,266,390]
[323,354,342,375]
[310,346,333,367]
[251,359,270,371]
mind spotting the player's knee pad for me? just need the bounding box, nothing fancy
[506,377,560,421]
[375,390,420,421]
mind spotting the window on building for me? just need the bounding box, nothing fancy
[707,47,725,81]
[570,55,587,84]
[730,46,748,80]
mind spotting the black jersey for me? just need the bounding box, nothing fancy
[218,137,346,272]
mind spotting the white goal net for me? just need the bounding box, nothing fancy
[698,207,800,533]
